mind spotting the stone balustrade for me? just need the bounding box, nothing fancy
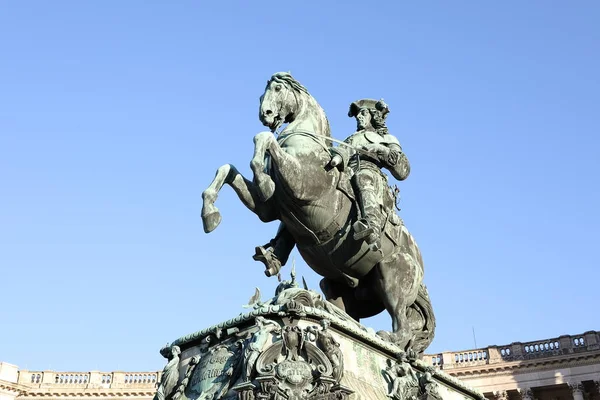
[16,370,160,390]
[425,330,600,371]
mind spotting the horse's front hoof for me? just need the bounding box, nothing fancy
[202,210,222,233]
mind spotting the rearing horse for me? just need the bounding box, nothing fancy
[201,72,434,354]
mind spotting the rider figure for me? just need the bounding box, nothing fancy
[344,98,410,250]
[253,99,410,275]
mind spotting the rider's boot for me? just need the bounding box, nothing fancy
[352,189,383,251]
[353,219,374,240]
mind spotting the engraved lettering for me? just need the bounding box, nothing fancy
[187,345,237,396]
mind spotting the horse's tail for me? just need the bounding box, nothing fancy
[407,282,436,357]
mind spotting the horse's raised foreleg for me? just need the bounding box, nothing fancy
[250,132,278,202]
[202,163,277,233]
[250,131,310,202]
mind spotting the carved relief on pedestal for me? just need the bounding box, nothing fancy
[248,322,353,400]
[155,281,484,400]
[157,284,360,400]
[385,358,419,400]
[384,357,442,400]
[173,355,200,400]
[185,338,244,400]
[240,317,282,384]
[313,320,343,383]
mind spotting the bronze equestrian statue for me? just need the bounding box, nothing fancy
[254,98,408,271]
[201,72,435,355]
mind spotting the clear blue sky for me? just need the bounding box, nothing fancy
[1,1,599,372]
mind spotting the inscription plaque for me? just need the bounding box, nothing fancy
[186,343,241,400]
[276,359,312,386]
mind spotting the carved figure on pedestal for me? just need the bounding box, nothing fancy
[242,317,281,382]
[419,367,442,400]
[201,72,435,354]
[154,345,181,400]
[282,326,304,361]
[385,359,419,400]
[315,319,343,382]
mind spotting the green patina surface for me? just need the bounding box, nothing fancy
[352,340,385,382]
[165,293,485,400]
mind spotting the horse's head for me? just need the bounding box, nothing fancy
[259,72,302,132]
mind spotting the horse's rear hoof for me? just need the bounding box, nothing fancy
[202,210,222,233]
[377,330,392,341]
[377,330,412,351]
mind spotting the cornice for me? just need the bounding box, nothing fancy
[19,391,156,398]
[0,381,26,395]
[1,379,155,398]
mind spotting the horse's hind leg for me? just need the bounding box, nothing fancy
[202,163,276,233]
[373,253,422,351]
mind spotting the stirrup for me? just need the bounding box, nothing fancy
[253,246,282,277]
[366,233,381,251]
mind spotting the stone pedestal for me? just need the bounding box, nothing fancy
[154,284,484,400]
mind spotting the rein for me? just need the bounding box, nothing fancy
[276,129,371,156]
[276,129,330,152]
[273,84,367,155]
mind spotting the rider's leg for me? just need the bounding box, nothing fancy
[352,170,384,249]
[272,225,295,265]
[253,223,296,276]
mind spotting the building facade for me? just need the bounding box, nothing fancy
[2,330,598,400]
[428,330,600,400]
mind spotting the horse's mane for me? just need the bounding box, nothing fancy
[269,72,331,138]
